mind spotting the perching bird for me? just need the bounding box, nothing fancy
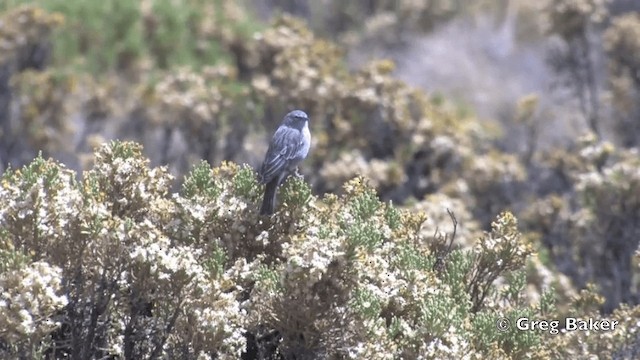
[258,110,311,215]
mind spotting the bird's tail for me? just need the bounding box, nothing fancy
[260,178,279,215]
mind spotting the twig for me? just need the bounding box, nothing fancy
[433,209,458,272]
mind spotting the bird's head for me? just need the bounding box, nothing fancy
[283,110,309,128]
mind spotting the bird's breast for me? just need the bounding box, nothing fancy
[301,123,311,157]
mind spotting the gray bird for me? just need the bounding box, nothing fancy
[258,110,311,215]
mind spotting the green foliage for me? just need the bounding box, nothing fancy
[0,230,30,273]
[254,264,283,294]
[346,221,384,254]
[107,139,140,159]
[473,307,542,357]
[182,160,221,199]
[340,178,385,254]
[420,289,464,338]
[17,153,60,189]
[394,243,434,274]
[383,203,402,230]
[149,0,201,67]
[279,175,313,212]
[232,164,259,199]
[349,185,381,221]
[502,270,527,305]
[0,0,258,73]
[203,245,227,279]
[539,286,556,315]
[442,249,473,305]
[352,287,383,320]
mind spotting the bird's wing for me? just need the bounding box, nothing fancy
[259,126,303,183]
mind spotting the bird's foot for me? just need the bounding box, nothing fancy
[293,167,304,179]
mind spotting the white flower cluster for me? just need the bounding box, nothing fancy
[0,145,254,358]
[576,148,640,194]
[578,140,614,166]
[421,329,471,359]
[178,280,248,360]
[129,228,202,282]
[476,212,531,261]
[0,261,68,342]
[0,162,82,237]
[281,219,344,292]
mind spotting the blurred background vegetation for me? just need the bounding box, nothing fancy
[1,0,640,358]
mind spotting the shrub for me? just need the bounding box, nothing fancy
[1,140,610,359]
[523,134,640,313]
[0,143,247,359]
